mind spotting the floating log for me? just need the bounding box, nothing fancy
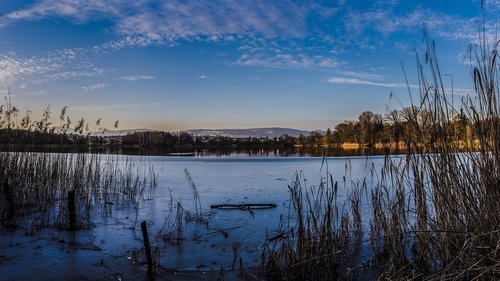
[168,152,195,156]
[210,203,277,210]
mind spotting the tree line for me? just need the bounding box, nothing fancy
[120,106,471,149]
[0,103,474,150]
[325,108,470,147]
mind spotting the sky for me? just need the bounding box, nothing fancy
[0,0,497,131]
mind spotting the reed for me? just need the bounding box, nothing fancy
[263,17,499,281]
[157,199,185,244]
[368,29,500,280]
[0,151,156,231]
[262,171,365,280]
[157,168,215,245]
[183,168,213,225]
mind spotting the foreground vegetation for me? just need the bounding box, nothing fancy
[262,26,500,280]
[0,151,156,230]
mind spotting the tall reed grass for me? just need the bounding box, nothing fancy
[369,31,500,280]
[263,24,499,281]
[0,152,156,231]
[262,170,367,280]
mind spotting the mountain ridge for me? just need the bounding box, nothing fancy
[183,127,312,138]
[90,127,315,138]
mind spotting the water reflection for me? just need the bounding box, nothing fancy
[0,144,402,157]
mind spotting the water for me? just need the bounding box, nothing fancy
[0,144,401,157]
[0,154,386,279]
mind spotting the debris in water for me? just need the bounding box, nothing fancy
[210,203,277,210]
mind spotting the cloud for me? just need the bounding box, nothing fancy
[344,7,479,42]
[94,35,168,52]
[19,90,48,96]
[336,70,385,81]
[235,51,341,69]
[5,0,343,53]
[394,41,410,53]
[484,0,500,10]
[114,1,320,40]
[5,0,126,23]
[82,83,109,91]
[3,0,492,75]
[327,77,410,88]
[4,0,491,80]
[0,54,57,83]
[0,49,104,85]
[5,0,491,54]
[7,1,331,39]
[119,75,155,81]
[46,69,105,80]
[327,77,474,96]
[450,87,475,96]
[198,75,209,79]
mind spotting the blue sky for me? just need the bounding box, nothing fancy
[0,0,497,131]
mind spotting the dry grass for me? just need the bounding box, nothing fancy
[263,22,499,281]
[157,169,213,244]
[0,152,156,231]
[262,171,367,280]
[369,31,500,280]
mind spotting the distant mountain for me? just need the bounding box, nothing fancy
[51,127,315,138]
[184,127,311,138]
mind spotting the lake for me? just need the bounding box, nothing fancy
[0,154,387,280]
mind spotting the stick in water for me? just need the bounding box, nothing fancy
[68,190,76,230]
[141,221,153,271]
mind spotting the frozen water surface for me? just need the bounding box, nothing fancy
[0,155,386,280]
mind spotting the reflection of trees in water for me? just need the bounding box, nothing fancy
[116,146,398,157]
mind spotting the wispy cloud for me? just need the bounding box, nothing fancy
[6,1,336,45]
[5,0,126,23]
[119,75,155,81]
[327,67,414,89]
[236,51,340,69]
[94,35,168,52]
[484,0,500,10]
[0,54,57,83]
[82,83,109,91]
[4,0,489,76]
[198,75,209,79]
[0,0,349,65]
[327,77,474,96]
[115,1,322,40]
[0,49,104,85]
[327,77,410,88]
[22,90,48,96]
[336,70,385,81]
[344,7,479,42]
[46,69,104,81]
[3,1,491,76]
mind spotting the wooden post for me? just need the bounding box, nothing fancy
[141,221,153,271]
[68,190,76,230]
[3,181,14,220]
